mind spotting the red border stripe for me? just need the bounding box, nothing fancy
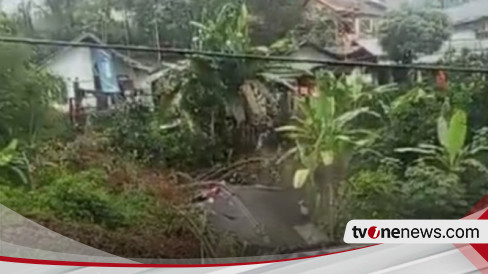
[0,245,378,268]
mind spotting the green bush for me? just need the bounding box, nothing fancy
[0,168,164,230]
[160,126,226,169]
[402,162,468,219]
[39,170,127,228]
[105,103,166,166]
[385,91,442,150]
[344,168,403,219]
[104,102,225,169]
[0,184,30,209]
[35,108,75,143]
[461,127,488,206]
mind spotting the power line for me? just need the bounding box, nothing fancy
[1,35,488,74]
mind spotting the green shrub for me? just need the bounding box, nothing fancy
[39,170,127,229]
[462,128,488,205]
[104,102,225,169]
[35,108,75,143]
[0,168,165,230]
[386,91,442,150]
[0,139,31,187]
[344,168,402,219]
[402,162,468,219]
[0,184,31,209]
[105,103,166,166]
[160,126,226,169]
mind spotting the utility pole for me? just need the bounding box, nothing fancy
[155,21,161,61]
[154,0,162,62]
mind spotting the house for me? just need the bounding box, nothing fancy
[350,0,488,64]
[416,31,488,63]
[288,42,378,71]
[444,0,488,38]
[42,33,154,112]
[303,0,388,42]
[416,0,488,63]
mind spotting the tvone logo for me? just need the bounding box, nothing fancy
[368,226,380,239]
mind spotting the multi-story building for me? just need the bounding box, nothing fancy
[417,0,488,63]
[303,0,388,42]
[445,0,488,39]
[303,0,488,63]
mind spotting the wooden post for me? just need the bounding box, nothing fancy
[95,91,108,111]
[68,98,74,124]
[73,79,85,129]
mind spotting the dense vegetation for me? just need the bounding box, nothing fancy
[1,0,488,258]
[11,0,304,50]
[379,8,451,63]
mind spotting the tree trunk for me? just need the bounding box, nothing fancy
[313,154,351,240]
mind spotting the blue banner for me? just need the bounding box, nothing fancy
[92,49,120,93]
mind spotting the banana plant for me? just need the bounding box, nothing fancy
[277,94,379,189]
[276,71,381,239]
[344,69,398,109]
[396,108,488,174]
[191,3,251,53]
[0,139,31,187]
[277,71,390,190]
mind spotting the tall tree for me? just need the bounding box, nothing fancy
[35,0,85,40]
[291,7,339,48]
[0,13,63,145]
[245,0,304,45]
[129,0,194,47]
[379,7,451,63]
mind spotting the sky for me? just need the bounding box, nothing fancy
[1,0,43,14]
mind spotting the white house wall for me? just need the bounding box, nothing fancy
[46,46,153,111]
[45,47,96,101]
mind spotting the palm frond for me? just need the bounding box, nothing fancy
[468,145,488,156]
[8,165,30,186]
[395,147,437,155]
[335,108,380,128]
[418,144,443,152]
[276,147,298,165]
[462,158,488,175]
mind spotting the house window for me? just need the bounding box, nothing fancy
[360,18,374,34]
[476,20,488,39]
[483,21,488,31]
